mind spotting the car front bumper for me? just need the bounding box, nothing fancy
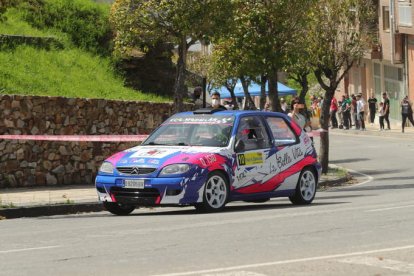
[95,174,204,206]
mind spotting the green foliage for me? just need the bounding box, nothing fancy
[21,0,112,55]
[0,45,170,102]
[0,7,67,39]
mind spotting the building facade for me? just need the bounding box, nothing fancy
[341,0,414,124]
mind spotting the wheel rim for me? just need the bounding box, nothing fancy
[299,171,316,201]
[205,175,227,209]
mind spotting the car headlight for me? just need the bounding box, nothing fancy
[160,164,190,175]
[99,162,114,174]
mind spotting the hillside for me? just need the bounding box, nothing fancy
[0,6,170,103]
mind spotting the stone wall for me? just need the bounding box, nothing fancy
[0,94,193,188]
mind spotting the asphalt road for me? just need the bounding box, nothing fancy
[1,132,414,276]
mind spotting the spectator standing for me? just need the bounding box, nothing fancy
[330,96,338,128]
[280,98,287,113]
[192,86,203,109]
[378,102,385,131]
[368,93,378,125]
[400,96,414,133]
[351,95,359,129]
[382,92,391,130]
[337,100,344,128]
[356,94,366,131]
[341,94,352,130]
[210,91,227,110]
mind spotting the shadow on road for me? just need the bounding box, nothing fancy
[40,201,349,219]
[330,158,371,164]
[329,183,414,192]
[355,169,405,176]
[316,194,373,200]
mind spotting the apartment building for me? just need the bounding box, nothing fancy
[340,0,414,123]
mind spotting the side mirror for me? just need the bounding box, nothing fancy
[235,139,245,152]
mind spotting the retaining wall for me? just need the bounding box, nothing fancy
[0,94,192,188]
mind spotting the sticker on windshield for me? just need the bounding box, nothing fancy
[167,116,234,125]
[237,152,263,166]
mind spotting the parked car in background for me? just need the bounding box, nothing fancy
[95,109,321,215]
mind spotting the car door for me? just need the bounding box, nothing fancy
[264,116,301,191]
[233,115,272,192]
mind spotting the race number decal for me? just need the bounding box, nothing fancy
[237,152,263,166]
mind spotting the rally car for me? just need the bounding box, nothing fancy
[95,108,321,215]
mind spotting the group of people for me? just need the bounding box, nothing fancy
[329,92,414,133]
[199,89,414,133]
[330,92,390,131]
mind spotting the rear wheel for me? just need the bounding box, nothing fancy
[195,171,229,212]
[289,168,316,205]
[103,202,135,216]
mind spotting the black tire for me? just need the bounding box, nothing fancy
[289,167,317,205]
[103,202,136,216]
[195,171,229,212]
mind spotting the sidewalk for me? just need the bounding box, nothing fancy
[327,121,414,137]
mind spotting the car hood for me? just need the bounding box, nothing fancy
[105,145,229,169]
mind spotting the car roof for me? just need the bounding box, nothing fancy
[176,109,290,119]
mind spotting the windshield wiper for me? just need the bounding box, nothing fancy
[176,142,188,146]
[144,142,167,145]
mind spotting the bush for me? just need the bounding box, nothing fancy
[21,0,112,55]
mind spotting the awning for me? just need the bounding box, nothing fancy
[215,80,297,98]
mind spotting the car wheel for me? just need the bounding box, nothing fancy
[195,171,229,212]
[289,167,317,205]
[103,202,136,216]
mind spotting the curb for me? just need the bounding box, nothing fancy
[0,202,103,219]
[318,174,352,189]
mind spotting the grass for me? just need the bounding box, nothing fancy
[0,8,171,102]
[0,198,16,209]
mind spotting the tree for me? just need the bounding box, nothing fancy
[110,0,232,112]
[308,0,375,173]
[227,0,314,112]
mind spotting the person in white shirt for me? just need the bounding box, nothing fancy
[280,98,287,113]
[356,94,366,130]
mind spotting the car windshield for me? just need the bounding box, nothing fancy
[142,115,235,147]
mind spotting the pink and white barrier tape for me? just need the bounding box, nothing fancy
[0,135,149,142]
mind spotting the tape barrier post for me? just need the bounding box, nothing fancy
[307,129,328,138]
[0,135,149,142]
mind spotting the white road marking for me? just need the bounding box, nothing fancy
[367,204,414,212]
[0,245,60,254]
[150,245,414,276]
[201,272,266,276]
[339,256,414,274]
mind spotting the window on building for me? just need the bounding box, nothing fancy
[383,6,390,31]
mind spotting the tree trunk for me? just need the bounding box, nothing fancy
[226,87,239,110]
[298,73,309,105]
[260,75,267,110]
[225,80,239,110]
[319,87,335,174]
[173,37,188,113]
[268,72,281,112]
[240,76,256,110]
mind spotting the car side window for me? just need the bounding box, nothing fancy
[266,117,297,146]
[235,116,271,151]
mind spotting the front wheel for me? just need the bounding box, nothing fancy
[195,171,229,212]
[289,168,317,205]
[103,202,136,216]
